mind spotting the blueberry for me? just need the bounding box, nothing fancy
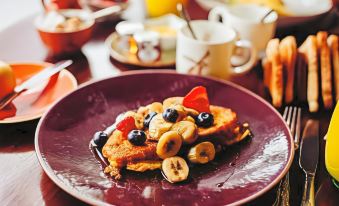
[93,131,108,148]
[128,130,146,146]
[196,112,214,128]
[162,108,179,123]
[143,112,157,128]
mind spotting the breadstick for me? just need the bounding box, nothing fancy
[279,36,297,104]
[317,31,333,109]
[328,35,339,101]
[266,38,283,108]
[262,57,272,88]
[299,35,319,112]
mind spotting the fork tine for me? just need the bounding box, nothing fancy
[286,106,293,128]
[294,107,302,149]
[283,107,289,121]
[290,107,297,138]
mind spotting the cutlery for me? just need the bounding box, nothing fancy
[299,119,319,206]
[55,5,123,21]
[273,106,301,206]
[177,3,197,40]
[92,5,123,20]
[0,60,73,110]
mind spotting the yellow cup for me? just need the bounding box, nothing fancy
[145,0,188,17]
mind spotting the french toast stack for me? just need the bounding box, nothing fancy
[263,32,339,112]
[100,87,250,181]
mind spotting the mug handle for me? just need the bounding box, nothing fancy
[208,6,231,27]
[230,40,257,75]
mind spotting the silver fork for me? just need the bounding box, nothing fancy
[273,106,301,206]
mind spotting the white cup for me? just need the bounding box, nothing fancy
[209,4,278,55]
[176,20,257,79]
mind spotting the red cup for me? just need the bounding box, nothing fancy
[41,0,81,10]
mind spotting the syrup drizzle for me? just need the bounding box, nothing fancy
[216,152,240,188]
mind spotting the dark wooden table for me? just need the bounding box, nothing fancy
[0,1,338,205]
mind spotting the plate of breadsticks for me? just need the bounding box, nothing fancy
[263,32,338,112]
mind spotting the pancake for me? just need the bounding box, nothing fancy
[198,105,237,137]
[126,160,162,172]
[102,130,158,179]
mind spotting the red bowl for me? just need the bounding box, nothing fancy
[35,9,94,54]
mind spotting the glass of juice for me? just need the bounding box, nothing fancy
[145,0,188,17]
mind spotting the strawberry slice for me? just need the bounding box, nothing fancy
[183,86,211,113]
[116,116,137,136]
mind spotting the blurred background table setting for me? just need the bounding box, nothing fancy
[0,0,338,205]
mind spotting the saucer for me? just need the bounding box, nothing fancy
[196,0,333,28]
[106,32,176,67]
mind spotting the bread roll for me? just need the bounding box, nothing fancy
[328,35,339,101]
[266,38,283,108]
[299,35,319,112]
[317,31,333,109]
[279,36,297,104]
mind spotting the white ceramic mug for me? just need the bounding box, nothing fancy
[176,20,257,79]
[209,4,278,54]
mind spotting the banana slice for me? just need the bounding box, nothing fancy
[156,131,182,159]
[137,102,163,117]
[137,106,148,116]
[162,156,189,183]
[147,102,163,113]
[187,142,215,164]
[171,121,198,144]
[183,107,199,117]
[183,116,195,123]
[162,96,198,117]
[163,97,183,109]
[149,114,173,140]
[171,104,187,121]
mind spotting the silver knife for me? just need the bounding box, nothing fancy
[299,119,319,206]
[0,60,73,110]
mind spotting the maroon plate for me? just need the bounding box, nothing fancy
[35,70,293,206]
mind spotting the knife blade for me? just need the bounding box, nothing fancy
[15,60,73,92]
[299,119,319,206]
[0,60,72,110]
[299,119,319,173]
